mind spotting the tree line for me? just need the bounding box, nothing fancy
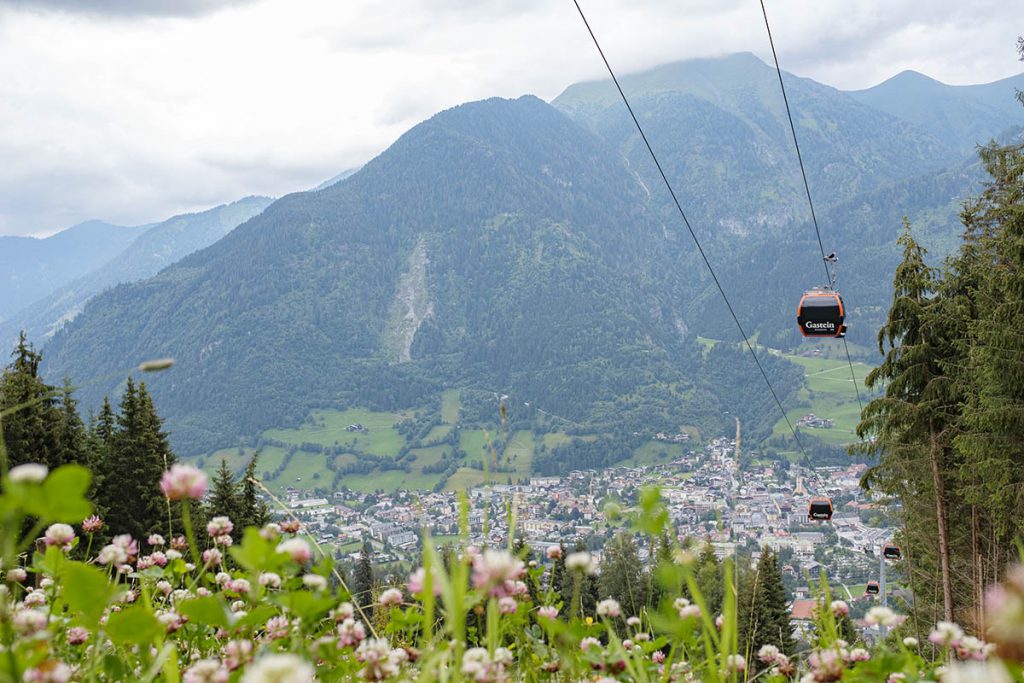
[856,81,1024,633]
[0,332,265,542]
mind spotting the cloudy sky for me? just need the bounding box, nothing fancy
[0,0,1020,237]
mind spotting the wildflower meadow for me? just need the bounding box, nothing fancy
[1,458,1023,683]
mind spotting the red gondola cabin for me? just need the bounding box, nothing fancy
[865,581,880,596]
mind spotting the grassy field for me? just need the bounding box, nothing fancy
[263,408,409,456]
[441,389,461,424]
[542,432,573,449]
[459,429,493,461]
[445,467,485,491]
[772,352,876,446]
[423,425,452,443]
[501,430,534,478]
[620,441,685,467]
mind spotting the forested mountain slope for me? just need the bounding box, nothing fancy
[38,54,1019,455]
[44,96,796,454]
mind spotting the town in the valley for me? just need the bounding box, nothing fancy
[275,432,900,631]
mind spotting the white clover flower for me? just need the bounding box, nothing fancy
[596,598,621,618]
[378,588,403,607]
[8,463,48,484]
[240,654,314,683]
[865,606,905,627]
[183,658,229,683]
[302,574,327,591]
[97,544,127,566]
[929,621,965,647]
[258,572,282,589]
[565,551,595,574]
[942,661,1013,683]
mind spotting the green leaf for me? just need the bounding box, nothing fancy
[231,604,278,631]
[106,606,163,646]
[63,561,114,626]
[178,596,230,629]
[34,545,67,578]
[229,528,284,574]
[24,465,93,523]
[271,591,335,621]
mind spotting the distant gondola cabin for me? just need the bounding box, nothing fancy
[807,497,834,521]
[883,544,901,560]
[797,289,846,338]
[865,581,880,595]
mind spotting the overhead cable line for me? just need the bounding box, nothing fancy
[569,0,809,458]
[758,0,864,412]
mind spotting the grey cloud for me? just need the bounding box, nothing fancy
[0,0,259,18]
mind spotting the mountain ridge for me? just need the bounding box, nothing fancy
[0,196,273,347]
[0,220,148,322]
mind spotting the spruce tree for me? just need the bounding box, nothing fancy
[549,542,566,599]
[857,222,957,622]
[240,453,269,530]
[0,333,62,470]
[99,379,178,540]
[598,532,645,618]
[208,458,242,529]
[743,549,794,668]
[353,541,375,615]
[693,543,724,616]
[56,378,88,468]
[94,397,116,444]
[956,138,1024,572]
[649,533,676,609]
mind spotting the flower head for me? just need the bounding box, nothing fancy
[865,606,905,628]
[207,516,234,537]
[183,659,228,683]
[280,520,302,534]
[240,654,313,683]
[379,588,403,607]
[44,524,75,551]
[276,538,312,564]
[9,463,48,484]
[929,621,965,647]
[202,548,222,566]
[337,618,367,647]
[537,605,558,619]
[471,549,526,597]
[22,660,71,683]
[565,551,595,574]
[264,616,290,640]
[66,627,89,645]
[159,464,208,501]
[407,567,442,596]
[597,598,621,619]
[498,596,517,614]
